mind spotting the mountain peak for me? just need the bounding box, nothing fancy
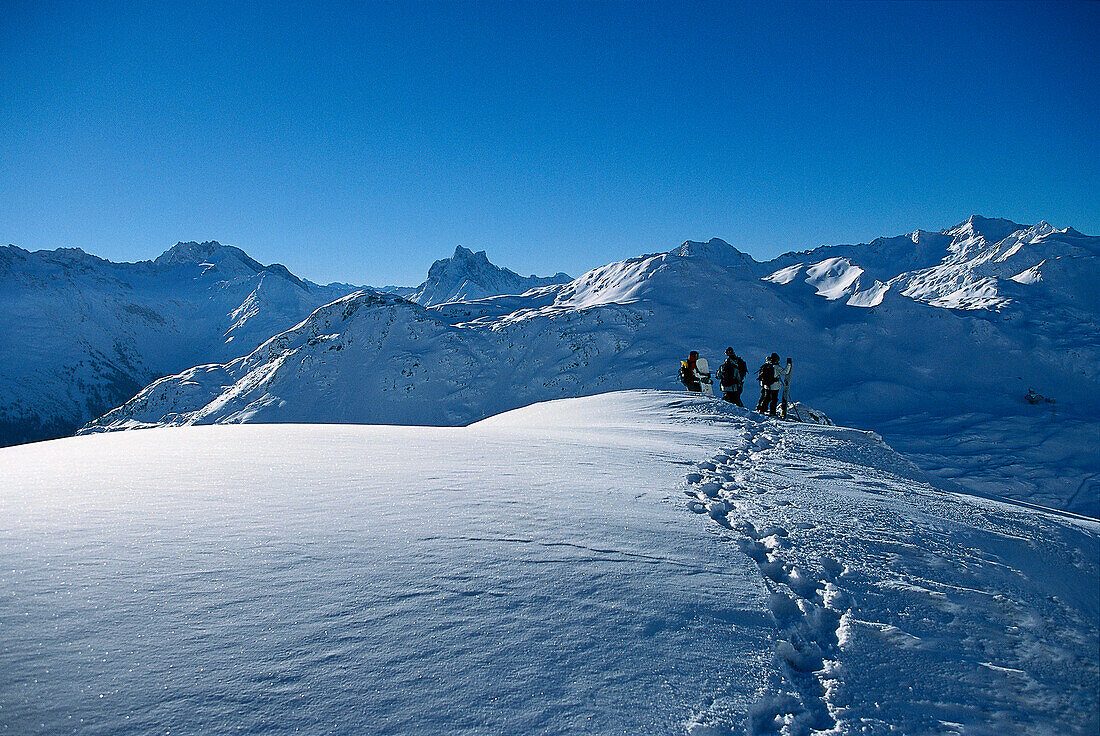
[154,241,264,270]
[674,237,732,253]
[671,238,758,269]
[448,245,493,268]
[425,246,493,282]
[945,215,1027,244]
[410,246,571,306]
[152,241,313,289]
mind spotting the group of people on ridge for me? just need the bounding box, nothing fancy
[679,349,793,418]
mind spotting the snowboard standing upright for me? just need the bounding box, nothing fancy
[781,358,792,419]
[696,358,714,397]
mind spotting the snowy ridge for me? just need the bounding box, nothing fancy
[79,220,1100,516]
[4,392,1097,734]
[552,238,759,311]
[676,402,1098,733]
[81,289,647,430]
[895,220,1061,309]
[82,289,504,428]
[766,216,1099,311]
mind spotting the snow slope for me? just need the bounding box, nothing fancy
[3,392,1097,735]
[82,223,1100,517]
[0,242,359,446]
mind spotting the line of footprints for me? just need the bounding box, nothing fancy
[683,427,853,733]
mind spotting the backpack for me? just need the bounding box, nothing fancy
[679,361,693,386]
[717,360,742,391]
[757,363,775,385]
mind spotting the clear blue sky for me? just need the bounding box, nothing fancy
[2,0,1097,286]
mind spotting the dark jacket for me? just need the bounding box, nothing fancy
[717,358,745,390]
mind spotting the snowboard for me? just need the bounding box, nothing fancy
[781,358,792,419]
[696,358,714,397]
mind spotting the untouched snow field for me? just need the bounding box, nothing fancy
[2,392,1097,735]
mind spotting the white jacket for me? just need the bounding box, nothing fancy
[761,361,790,391]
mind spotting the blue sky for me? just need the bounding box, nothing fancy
[1,1,1097,286]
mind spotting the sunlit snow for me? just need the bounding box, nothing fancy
[2,392,1096,735]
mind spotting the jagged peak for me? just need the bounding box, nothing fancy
[411,245,571,306]
[451,244,490,263]
[453,244,484,258]
[426,244,563,282]
[425,245,494,277]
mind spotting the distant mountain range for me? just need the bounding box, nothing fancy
[766,216,1098,311]
[3,218,1097,515]
[0,241,569,446]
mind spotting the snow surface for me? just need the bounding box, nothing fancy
[2,392,1097,735]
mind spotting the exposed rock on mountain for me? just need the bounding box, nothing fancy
[407,245,571,306]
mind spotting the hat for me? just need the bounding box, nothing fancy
[769,353,780,362]
[725,347,735,355]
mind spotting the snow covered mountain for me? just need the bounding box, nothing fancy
[5,392,1098,734]
[765,215,1100,312]
[405,244,571,306]
[0,240,578,447]
[0,241,360,446]
[80,219,1100,517]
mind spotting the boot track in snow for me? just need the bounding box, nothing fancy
[680,410,1099,736]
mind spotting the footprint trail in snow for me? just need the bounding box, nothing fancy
[681,413,1099,736]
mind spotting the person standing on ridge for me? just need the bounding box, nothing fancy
[717,347,747,406]
[756,353,788,417]
[679,350,703,393]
